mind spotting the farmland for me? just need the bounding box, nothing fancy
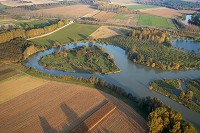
[140,7,195,18]
[127,5,159,10]
[0,64,21,81]
[0,2,9,9]
[90,26,131,39]
[92,11,116,22]
[0,80,147,132]
[32,5,96,18]
[31,23,100,48]
[0,74,48,104]
[137,14,175,29]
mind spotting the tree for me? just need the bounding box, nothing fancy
[179,91,185,99]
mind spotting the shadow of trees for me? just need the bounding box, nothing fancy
[38,100,108,133]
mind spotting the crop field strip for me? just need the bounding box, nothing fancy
[71,102,116,132]
[92,11,116,22]
[0,68,20,81]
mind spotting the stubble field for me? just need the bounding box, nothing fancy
[0,81,148,132]
[32,5,96,18]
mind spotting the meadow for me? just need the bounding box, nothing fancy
[31,23,100,48]
[137,14,175,29]
[112,14,129,20]
[0,3,9,9]
[127,5,159,10]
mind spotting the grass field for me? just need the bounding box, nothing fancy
[127,5,159,10]
[0,3,9,9]
[137,14,175,29]
[31,23,100,48]
[112,14,129,20]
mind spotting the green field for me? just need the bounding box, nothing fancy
[127,5,159,10]
[31,23,100,48]
[112,14,128,20]
[137,14,175,29]
[0,3,9,9]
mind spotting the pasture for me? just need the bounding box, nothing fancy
[137,14,175,29]
[0,2,9,9]
[127,5,159,10]
[31,23,100,47]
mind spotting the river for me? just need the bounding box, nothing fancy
[25,41,200,130]
[183,14,192,24]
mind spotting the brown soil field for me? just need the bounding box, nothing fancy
[90,26,131,39]
[32,5,96,18]
[0,81,148,133]
[93,11,116,22]
[83,10,101,18]
[107,18,138,26]
[0,75,48,104]
[141,7,195,18]
[0,0,55,6]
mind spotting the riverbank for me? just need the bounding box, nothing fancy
[150,79,200,113]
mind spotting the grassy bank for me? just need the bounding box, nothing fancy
[150,79,200,113]
[31,23,100,48]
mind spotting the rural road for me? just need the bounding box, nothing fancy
[27,21,74,40]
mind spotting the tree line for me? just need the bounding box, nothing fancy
[189,12,200,26]
[0,19,68,43]
[131,28,172,46]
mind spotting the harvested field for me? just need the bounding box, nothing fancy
[107,14,138,26]
[32,5,96,18]
[0,81,148,133]
[83,10,100,18]
[93,11,116,22]
[90,26,131,39]
[141,7,195,18]
[0,75,48,104]
[0,0,55,6]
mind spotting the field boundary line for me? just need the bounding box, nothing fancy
[88,106,116,131]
